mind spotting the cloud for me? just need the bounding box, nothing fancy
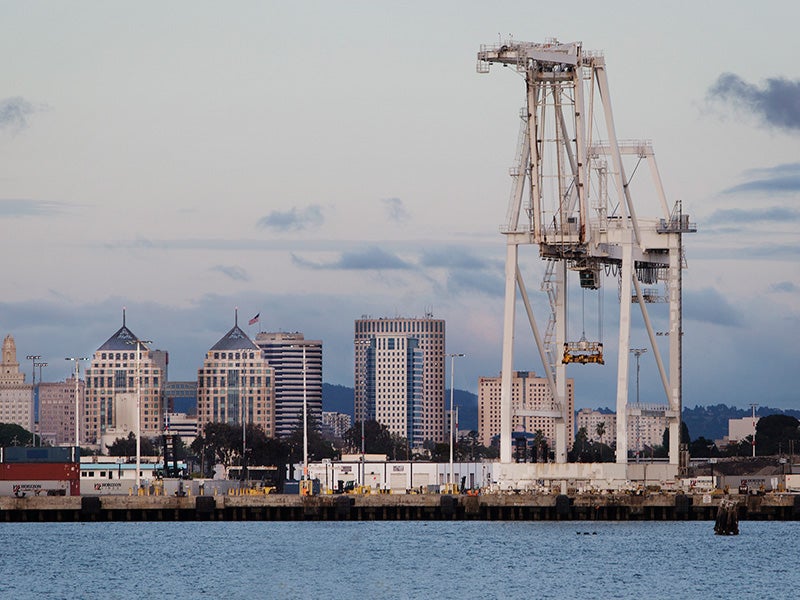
[446,269,504,297]
[257,205,324,231]
[707,206,800,224]
[0,97,41,133]
[0,199,64,218]
[723,163,800,194]
[291,247,412,270]
[420,247,493,270]
[381,197,410,222]
[211,265,250,281]
[770,281,797,293]
[707,73,800,131]
[684,288,743,327]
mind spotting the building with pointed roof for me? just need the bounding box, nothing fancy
[0,334,33,432]
[197,314,276,437]
[83,312,165,448]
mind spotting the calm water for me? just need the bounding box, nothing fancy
[0,520,796,599]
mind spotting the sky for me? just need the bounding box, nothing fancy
[1,1,798,412]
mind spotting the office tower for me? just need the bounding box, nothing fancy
[84,316,165,447]
[254,332,322,438]
[478,371,574,449]
[354,315,445,446]
[38,378,85,446]
[197,318,275,437]
[0,334,33,432]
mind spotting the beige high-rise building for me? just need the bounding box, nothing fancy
[354,316,445,445]
[576,408,617,444]
[39,378,85,446]
[0,334,33,432]
[84,316,165,447]
[197,318,275,437]
[478,371,574,449]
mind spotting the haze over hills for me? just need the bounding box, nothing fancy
[322,383,479,432]
[323,383,800,441]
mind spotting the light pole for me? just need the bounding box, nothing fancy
[26,355,41,446]
[447,353,465,493]
[34,362,47,445]
[302,344,308,483]
[126,339,151,491]
[630,348,647,459]
[65,357,88,447]
[750,403,759,457]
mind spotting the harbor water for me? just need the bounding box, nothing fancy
[1,520,796,599]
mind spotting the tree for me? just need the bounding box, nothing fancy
[596,422,606,447]
[689,436,718,458]
[343,420,395,456]
[755,414,800,456]
[106,432,155,457]
[570,427,591,462]
[0,423,36,447]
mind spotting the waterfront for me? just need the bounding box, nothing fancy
[1,521,796,599]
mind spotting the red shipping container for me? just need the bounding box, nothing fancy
[0,462,80,481]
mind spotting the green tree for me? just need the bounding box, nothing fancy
[0,423,37,446]
[106,432,156,457]
[343,420,395,455]
[570,427,591,462]
[596,422,606,447]
[755,414,800,456]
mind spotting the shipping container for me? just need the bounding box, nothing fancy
[1,446,79,464]
[0,462,80,481]
[0,480,77,497]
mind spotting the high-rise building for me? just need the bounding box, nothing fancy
[354,316,445,446]
[478,371,574,449]
[0,334,33,432]
[321,411,352,439]
[197,319,275,437]
[84,316,165,447]
[254,332,321,438]
[576,408,616,444]
[38,378,85,446]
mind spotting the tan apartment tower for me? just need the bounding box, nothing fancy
[354,315,445,445]
[478,371,574,449]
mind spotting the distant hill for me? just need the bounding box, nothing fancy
[682,404,800,441]
[322,383,354,416]
[322,383,479,432]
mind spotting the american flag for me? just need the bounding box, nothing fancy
[248,313,260,326]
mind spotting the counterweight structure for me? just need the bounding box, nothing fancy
[477,40,695,466]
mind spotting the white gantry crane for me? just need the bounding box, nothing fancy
[477,39,695,467]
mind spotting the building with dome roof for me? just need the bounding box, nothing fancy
[196,314,275,437]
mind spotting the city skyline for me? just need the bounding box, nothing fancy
[1,2,798,413]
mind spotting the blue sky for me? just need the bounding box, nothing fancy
[1,1,798,411]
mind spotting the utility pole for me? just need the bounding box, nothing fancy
[26,355,41,446]
[447,353,465,493]
[126,338,152,491]
[750,403,759,457]
[65,357,88,447]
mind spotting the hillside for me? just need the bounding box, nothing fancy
[322,384,479,432]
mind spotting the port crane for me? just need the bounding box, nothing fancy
[477,39,695,466]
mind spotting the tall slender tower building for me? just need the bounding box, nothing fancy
[197,316,275,437]
[354,315,445,446]
[254,332,321,439]
[84,314,165,447]
[0,334,33,433]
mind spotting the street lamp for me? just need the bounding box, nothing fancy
[34,362,47,446]
[126,338,151,491]
[65,357,88,447]
[630,348,647,459]
[26,355,41,446]
[447,352,465,493]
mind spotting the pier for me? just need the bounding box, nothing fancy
[2,492,799,522]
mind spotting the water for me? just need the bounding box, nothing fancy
[1,520,796,599]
